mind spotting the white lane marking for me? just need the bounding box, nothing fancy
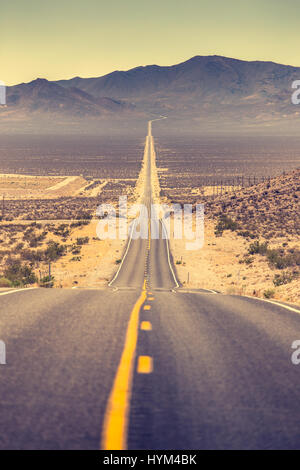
[176,288,217,295]
[243,295,300,315]
[0,287,37,297]
[160,219,180,289]
[108,219,137,287]
[205,288,218,294]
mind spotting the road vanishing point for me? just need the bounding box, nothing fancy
[0,121,300,450]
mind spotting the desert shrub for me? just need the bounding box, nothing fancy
[75,211,92,220]
[23,228,47,248]
[76,237,89,246]
[0,277,13,287]
[29,238,38,248]
[266,250,296,269]
[44,241,66,261]
[247,242,300,270]
[70,220,90,228]
[4,260,37,286]
[20,249,44,264]
[237,230,256,239]
[264,289,275,299]
[52,224,70,238]
[70,244,81,255]
[273,271,298,287]
[39,275,54,288]
[15,242,24,251]
[248,241,269,256]
[215,215,239,236]
[240,255,254,265]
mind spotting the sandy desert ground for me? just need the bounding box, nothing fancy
[169,169,300,305]
[0,139,147,288]
[0,138,298,302]
[171,219,299,305]
[0,173,110,199]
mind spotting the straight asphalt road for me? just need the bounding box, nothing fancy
[0,120,300,450]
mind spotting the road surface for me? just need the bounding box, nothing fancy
[0,121,300,450]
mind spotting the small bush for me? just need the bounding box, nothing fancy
[70,256,81,262]
[44,241,66,261]
[39,275,54,288]
[248,241,269,256]
[75,211,92,220]
[273,271,298,287]
[0,277,13,288]
[237,230,256,239]
[241,255,254,265]
[264,289,275,299]
[70,245,81,255]
[4,260,37,287]
[266,250,296,270]
[215,215,239,236]
[76,237,89,246]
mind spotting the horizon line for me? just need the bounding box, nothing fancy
[5,53,300,87]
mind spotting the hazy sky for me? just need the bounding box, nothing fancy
[1,0,300,85]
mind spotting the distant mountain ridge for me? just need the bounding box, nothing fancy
[2,55,300,130]
[5,78,133,116]
[56,55,300,99]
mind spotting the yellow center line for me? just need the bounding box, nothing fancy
[101,280,147,450]
[148,297,155,301]
[101,144,154,450]
[137,355,153,374]
[140,321,152,331]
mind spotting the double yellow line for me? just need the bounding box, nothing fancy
[101,280,147,450]
[101,221,152,450]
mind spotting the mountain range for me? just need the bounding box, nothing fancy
[4,78,133,116]
[2,55,300,131]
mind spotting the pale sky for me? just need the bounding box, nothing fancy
[1,0,300,85]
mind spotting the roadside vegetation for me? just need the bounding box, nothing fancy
[0,219,92,287]
[236,239,299,293]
